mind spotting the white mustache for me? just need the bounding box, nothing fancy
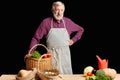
[53,14,63,20]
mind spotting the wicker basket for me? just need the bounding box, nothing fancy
[37,55,59,80]
[24,44,52,71]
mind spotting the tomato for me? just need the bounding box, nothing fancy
[42,54,47,58]
[47,53,52,58]
[42,53,52,58]
[87,72,94,76]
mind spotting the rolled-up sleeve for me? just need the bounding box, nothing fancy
[29,19,50,49]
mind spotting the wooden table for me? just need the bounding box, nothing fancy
[0,74,120,80]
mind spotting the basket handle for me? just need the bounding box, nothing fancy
[37,55,58,71]
[24,44,49,61]
[28,44,49,55]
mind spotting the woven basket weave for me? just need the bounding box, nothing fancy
[24,44,52,71]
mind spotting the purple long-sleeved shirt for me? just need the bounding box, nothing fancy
[29,17,84,49]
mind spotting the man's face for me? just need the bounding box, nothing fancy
[53,5,65,21]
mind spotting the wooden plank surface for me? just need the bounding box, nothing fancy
[0,74,120,80]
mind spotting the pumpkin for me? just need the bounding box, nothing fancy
[103,68,117,78]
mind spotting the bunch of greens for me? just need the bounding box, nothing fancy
[31,51,41,59]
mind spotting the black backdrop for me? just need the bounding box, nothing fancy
[1,0,120,75]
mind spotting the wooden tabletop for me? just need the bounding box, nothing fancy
[0,74,120,80]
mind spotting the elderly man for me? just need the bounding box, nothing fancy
[29,1,84,74]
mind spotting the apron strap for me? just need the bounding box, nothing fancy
[50,18,66,28]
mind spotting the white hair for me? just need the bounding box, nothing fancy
[52,1,65,11]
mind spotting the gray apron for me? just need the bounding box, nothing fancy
[46,18,73,74]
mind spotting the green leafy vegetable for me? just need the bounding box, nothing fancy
[86,76,96,80]
[95,70,105,76]
[31,51,41,59]
[96,75,113,80]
